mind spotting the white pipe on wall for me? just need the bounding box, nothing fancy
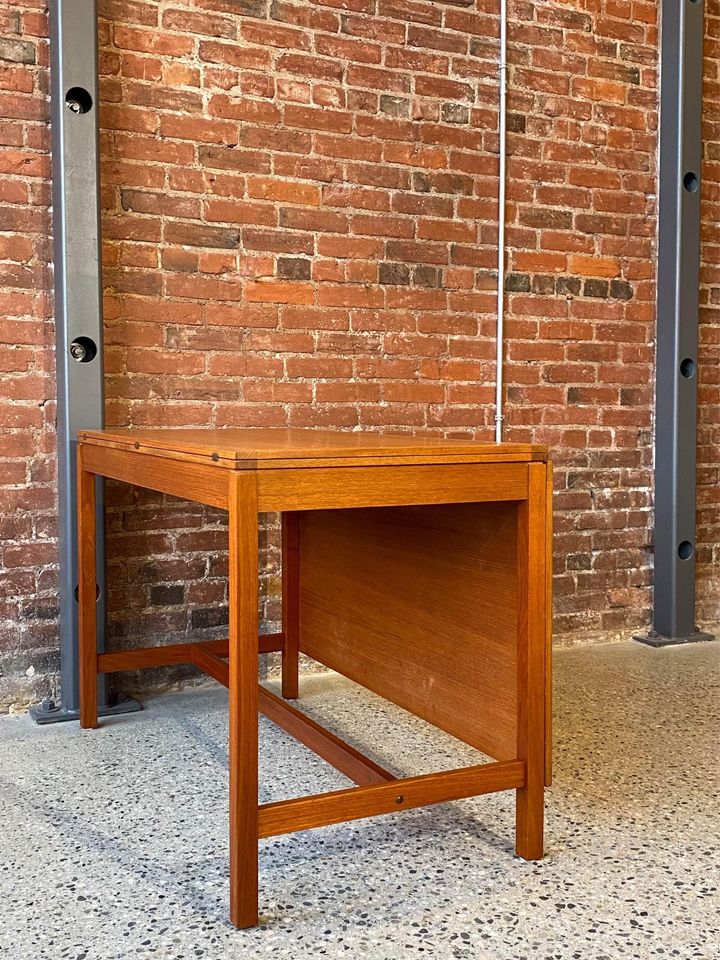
[494,0,508,443]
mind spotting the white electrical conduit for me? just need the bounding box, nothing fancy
[494,0,508,443]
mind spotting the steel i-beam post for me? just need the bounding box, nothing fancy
[31,0,139,721]
[635,0,714,647]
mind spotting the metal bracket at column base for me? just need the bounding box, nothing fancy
[633,628,716,648]
[29,693,142,725]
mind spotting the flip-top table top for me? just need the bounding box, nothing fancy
[78,428,548,470]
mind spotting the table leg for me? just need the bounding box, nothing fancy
[281,511,299,700]
[545,461,554,787]
[78,447,98,729]
[228,473,259,928]
[515,462,547,860]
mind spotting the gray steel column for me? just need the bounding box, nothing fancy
[635,0,714,647]
[32,0,138,721]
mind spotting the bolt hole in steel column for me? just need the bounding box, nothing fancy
[65,86,93,114]
[680,357,696,378]
[678,541,694,560]
[74,583,101,603]
[683,171,699,192]
[70,336,97,362]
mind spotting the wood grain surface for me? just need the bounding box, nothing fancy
[78,446,99,730]
[299,502,519,760]
[96,634,284,674]
[81,442,228,508]
[515,462,548,860]
[258,759,525,838]
[257,462,528,511]
[281,512,300,699]
[227,472,259,929]
[79,427,547,469]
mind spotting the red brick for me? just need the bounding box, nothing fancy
[241,21,311,51]
[352,214,414,239]
[569,254,621,277]
[285,104,352,133]
[247,177,321,206]
[317,236,384,259]
[243,280,314,304]
[208,95,281,125]
[113,25,195,57]
[317,285,384,308]
[314,35,381,65]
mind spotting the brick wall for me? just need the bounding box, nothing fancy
[0,0,56,709]
[698,2,720,625]
[0,0,718,710]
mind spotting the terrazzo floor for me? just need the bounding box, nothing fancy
[0,641,718,960]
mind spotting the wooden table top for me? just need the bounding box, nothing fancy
[78,428,548,469]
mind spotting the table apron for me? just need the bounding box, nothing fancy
[257,462,529,511]
[80,445,530,512]
[81,443,229,508]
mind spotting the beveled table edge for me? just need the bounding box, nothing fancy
[77,429,549,470]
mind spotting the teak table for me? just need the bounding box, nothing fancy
[76,428,553,928]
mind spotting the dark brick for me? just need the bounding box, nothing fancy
[441,102,470,125]
[610,279,633,300]
[277,257,311,280]
[592,62,641,85]
[21,603,59,621]
[413,172,431,193]
[520,207,574,230]
[225,0,268,15]
[505,273,531,292]
[507,113,526,133]
[619,42,656,65]
[379,262,411,285]
[556,276,582,296]
[2,12,20,32]
[270,0,303,22]
[584,278,609,298]
[621,388,643,406]
[470,39,494,58]
[0,38,36,64]
[566,472,587,489]
[199,145,271,174]
[428,172,474,195]
[380,95,410,118]
[162,248,197,273]
[532,274,556,295]
[413,265,442,287]
[191,607,229,630]
[551,8,593,30]
[150,584,185,606]
[165,221,240,250]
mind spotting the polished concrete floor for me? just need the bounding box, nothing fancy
[0,641,718,959]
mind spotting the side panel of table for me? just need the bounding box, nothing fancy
[298,501,519,760]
